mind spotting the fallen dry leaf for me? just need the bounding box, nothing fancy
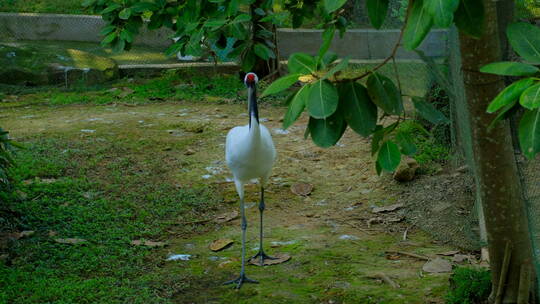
[372,203,404,213]
[422,258,452,273]
[209,239,234,252]
[249,253,291,266]
[291,183,313,196]
[214,211,239,224]
[55,238,87,245]
[131,240,166,247]
[218,260,233,268]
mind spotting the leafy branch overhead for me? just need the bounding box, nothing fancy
[84,0,351,72]
[481,22,540,159]
[262,0,474,173]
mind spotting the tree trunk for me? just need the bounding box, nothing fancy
[458,0,534,303]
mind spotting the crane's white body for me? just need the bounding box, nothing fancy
[223,72,277,288]
[226,120,276,191]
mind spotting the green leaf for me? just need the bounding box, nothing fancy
[119,8,132,20]
[283,85,310,129]
[307,80,339,119]
[227,0,239,16]
[165,41,184,57]
[288,53,316,74]
[112,38,125,53]
[242,50,256,72]
[229,23,248,39]
[100,25,116,36]
[454,0,484,38]
[101,32,117,45]
[371,125,385,156]
[366,73,403,115]
[520,83,540,110]
[424,0,459,28]
[487,78,535,113]
[204,19,227,29]
[322,52,339,68]
[318,26,335,63]
[507,22,540,64]
[308,113,346,148]
[377,141,401,172]
[488,99,519,130]
[261,73,301,97]
[324,0,348,13]
[403,0,433,50]
[253,43,275,60]
[367,0,389,29]
[480,62,539,77]
[231,13,251,24]
[412,97,449,124]
[396,132,417,155]
[100,3,121,14]
[519,109,540,159]
[375,161,383,175]
[120,29,134,43]
[322,56,350,80]
[131,2,159,13]
[338,81,377,137]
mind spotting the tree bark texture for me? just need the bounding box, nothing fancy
[458,0,534,303]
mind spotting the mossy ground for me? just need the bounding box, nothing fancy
[1,72,459,303]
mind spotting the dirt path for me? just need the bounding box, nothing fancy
[2,101,459,303]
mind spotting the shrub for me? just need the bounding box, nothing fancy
[446,267,491,304]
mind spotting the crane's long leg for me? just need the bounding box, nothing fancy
[224,186,258,288]
[250,186,277,265]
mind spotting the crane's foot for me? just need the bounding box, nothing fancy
[223,273,259,289]
[249,250,278,266]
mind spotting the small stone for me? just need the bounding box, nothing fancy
[184,149,195,155]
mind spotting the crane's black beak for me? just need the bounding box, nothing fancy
[248,83,259,127]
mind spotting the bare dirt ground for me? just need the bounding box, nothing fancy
[1,100,481,303]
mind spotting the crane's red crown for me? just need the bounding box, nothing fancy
[244,72,258,86]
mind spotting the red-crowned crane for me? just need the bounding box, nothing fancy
[224,72,277,289]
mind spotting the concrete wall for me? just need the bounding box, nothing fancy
[0,13,448,60]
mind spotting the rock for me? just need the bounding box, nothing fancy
[422,258,452,273]
[393,157,419,182]
[184,149,195,155]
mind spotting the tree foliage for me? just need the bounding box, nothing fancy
[481,22,540,159]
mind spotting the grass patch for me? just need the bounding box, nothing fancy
[0,69,248,107]
[0,137,220,303]
[397,120,451,168]
[0,0,86,14]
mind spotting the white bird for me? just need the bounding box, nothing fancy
[224,72,277,289]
